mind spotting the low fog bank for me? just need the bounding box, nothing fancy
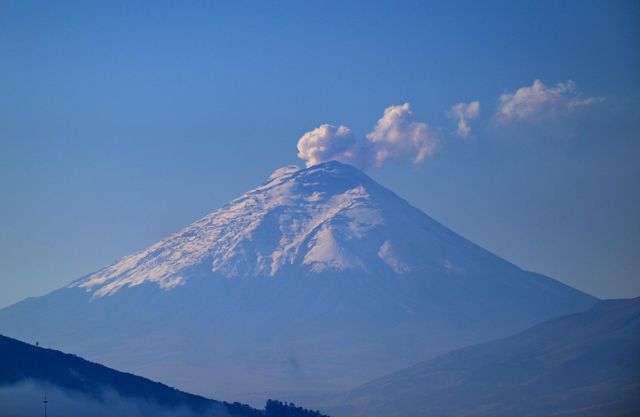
[0,380,232,417]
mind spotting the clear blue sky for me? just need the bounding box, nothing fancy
[1,0,639,307]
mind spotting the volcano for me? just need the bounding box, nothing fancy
[0,161,596,405]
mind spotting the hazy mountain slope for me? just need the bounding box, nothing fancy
[330,297,640,417]
[0,334,259,417]
[0,161,597,404]
[0,334,328,417]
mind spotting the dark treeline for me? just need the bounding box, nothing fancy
[225,399,328,417]
[264,399,328,417]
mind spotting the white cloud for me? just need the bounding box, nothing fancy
[448,101,480,138]
[366,103,437,166]
[496,79,596,122]
[297,103,437,169]
[296,124,361,168]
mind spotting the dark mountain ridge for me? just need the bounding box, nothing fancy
[0,333,328,417]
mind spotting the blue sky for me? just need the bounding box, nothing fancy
[1,0,639,307]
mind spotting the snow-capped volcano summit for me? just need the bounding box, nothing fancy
[75,161,469,296]
[0,161,597,405]
[75,162,383,295]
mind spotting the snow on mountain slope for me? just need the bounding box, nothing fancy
[73,161,449,296]
[0,160,598,406]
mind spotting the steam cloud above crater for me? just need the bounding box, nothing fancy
[296,80,597,170]
[297,103,437,169]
